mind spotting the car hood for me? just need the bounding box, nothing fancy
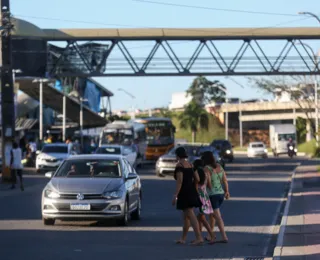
[39,153,69,160]
[160,154,176,160]
[49,178,123,194]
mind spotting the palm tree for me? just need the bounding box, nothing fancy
[178,100,209,143]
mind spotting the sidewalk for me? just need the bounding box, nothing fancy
[273,161,320,260]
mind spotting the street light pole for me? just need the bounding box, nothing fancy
[32,79,49,143]
[298,11,320,146]
[80,98,84,151]
[118,88,136,119]
[1,0,15,182]
[62,95,66,142]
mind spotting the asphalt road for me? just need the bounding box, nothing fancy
[0,156,304,260]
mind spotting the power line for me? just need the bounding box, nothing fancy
[132,0,299,17]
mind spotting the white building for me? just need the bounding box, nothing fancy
[168,92,192,110]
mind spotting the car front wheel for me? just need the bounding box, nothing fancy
[131,195,141,220]
[43,218,55,226]
[117,200,129,226]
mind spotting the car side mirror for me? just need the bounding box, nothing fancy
[36,150,41,155]
[126,172,137,181]
[45,171,53,178]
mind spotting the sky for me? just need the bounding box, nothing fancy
[11,0,320,111]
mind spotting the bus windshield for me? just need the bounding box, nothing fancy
[146,121,174,146]
[100,128,134,145]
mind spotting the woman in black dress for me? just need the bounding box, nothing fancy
[172,146,203,245]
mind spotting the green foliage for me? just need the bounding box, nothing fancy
[186,76,226,105]
[178,101,209,133]
[298,139,317,156]
[296,117,307,144]
[172,112,224,143]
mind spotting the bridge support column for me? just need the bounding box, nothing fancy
[306,120,312,142]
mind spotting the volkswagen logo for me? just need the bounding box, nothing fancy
[77,193,84,200]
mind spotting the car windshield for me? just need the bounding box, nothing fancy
[278,134,296,141]
[55,159,122,178]
[42,146,68,153]
[96,147,121,155]
[168,146,200,156]
[251,144,264,148]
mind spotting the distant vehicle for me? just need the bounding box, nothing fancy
[210,140,234,162]
[95,145,138,167]
[247,142,268,158]
[198,146,225,169]
[36,143,76,172]
[99,120,147,158]
[41,154,142,226]
[155,144,200,177]
[131,118,175,160]
[269,124,296,157]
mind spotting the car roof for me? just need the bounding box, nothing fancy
[66,154,125,161]
[99,144,122,148]
[43,143,68,147]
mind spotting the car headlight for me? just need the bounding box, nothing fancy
[103,190,123,199]
[44,189,60,199]
[226,150,231,154]
[264,149,268,153]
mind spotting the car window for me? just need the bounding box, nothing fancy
[55,159,121,178]
[42,146,68,153]
[96,147,121,154]
[124,159,134,173]
[121,159,130,177]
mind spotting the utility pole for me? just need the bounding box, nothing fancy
[0,0,15,182]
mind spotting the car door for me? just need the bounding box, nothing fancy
[128,160,140,208]
[123,159,136,211]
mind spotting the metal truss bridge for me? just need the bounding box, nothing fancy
[13,23,320,77]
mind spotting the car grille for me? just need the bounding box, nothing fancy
[161,159,177,163]
[53,203,108,211]
[59,194,103,200]
[45,159,58,163]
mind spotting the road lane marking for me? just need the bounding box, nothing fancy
[0,220,279,234]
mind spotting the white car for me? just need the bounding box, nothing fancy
[247,142,268,158]
[36,143,76,172]
[95,145,138,167]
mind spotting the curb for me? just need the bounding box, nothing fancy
[233,151,306,156]
[272,163,301,260]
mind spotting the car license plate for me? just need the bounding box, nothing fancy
[70,203,91,210]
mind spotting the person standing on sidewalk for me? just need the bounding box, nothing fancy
[10,141,24,191]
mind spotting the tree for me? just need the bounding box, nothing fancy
[178,100,209,143]
[158,108,175,118]
[249,76,319,142]
[186,76,226,106]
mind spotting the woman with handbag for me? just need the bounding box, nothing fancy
[202,151,229,243]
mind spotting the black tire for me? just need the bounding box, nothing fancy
[117,200,129,226]
[156,171,165,178]
[131,195,141,220]
[43,218,55,226]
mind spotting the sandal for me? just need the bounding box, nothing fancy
[216,239,228,243]
[190,240,204,246]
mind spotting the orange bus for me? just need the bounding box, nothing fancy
[131,118,175,160]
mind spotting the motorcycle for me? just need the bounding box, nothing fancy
[288,144,297,158]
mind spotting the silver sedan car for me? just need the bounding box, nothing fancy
[41,154,142,226]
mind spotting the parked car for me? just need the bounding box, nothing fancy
[210,139,234,162]
[155,144,200,177]
[41,154,142,226]
[247,142,268,158]
[95,144,138,167]
[36,143,76,172]
[198,146,225,169]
